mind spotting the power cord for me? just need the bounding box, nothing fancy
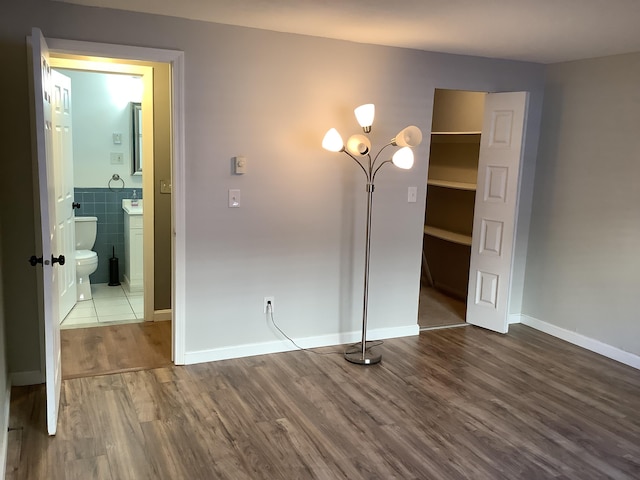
[266,301,383,356]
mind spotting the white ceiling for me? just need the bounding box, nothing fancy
[55,0,640,63]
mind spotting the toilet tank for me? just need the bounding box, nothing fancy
[75,216,98,250]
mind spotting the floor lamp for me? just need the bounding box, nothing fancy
[322,104,422,365]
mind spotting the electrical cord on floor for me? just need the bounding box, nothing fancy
[266,301,383,356]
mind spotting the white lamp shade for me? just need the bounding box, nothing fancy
[322,128,344,152]
[354,104,375,129]
[393,125,423,147]
[346,134,371,156]
[392,147,414,169]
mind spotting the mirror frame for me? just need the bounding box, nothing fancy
[131,101,142,175]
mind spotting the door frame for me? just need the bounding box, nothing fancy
[45,37,186,364]
[421,87,528,332]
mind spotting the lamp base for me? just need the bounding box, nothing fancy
[344,349,382,365]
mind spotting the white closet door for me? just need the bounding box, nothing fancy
[466,92,528,333]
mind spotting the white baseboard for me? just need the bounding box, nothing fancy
[153,309,171,322]
[122,276,143,294]
[10,370,44,387]
[508,313,521,324]
[0,377,11,480]
[520,314,640,370]
[184,324,420,365]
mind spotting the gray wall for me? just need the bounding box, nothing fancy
[0,0,545,375]
[524,53,640,356]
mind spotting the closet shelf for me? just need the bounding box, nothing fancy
[424,225,472,246]
[431,131,481,144]
[427,179,477,191]
[431,131,481,135]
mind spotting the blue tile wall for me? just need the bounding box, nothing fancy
[74,187,143,284]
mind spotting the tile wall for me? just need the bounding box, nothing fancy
[74,187,142,284]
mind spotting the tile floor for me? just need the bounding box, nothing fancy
[61,283,143,329]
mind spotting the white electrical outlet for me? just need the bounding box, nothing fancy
[263,296,275,313]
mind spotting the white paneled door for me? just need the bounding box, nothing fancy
[466,92,528,333]
[52,70,77,321]
[29,27,62,436]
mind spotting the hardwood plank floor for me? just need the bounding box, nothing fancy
[61,321,172,379]
[7,325,640,479]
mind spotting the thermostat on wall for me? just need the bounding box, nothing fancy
[233,156,247,175]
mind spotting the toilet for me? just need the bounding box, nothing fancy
[74,216,99,301]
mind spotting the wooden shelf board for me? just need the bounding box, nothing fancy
[424,225,472,246]
[430,132,481,144]
[431,131,481,135]
[427,179,476,191]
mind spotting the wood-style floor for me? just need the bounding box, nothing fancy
[61,321,172,379]
[7,325,640,479]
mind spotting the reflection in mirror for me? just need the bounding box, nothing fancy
[131,102,142,175]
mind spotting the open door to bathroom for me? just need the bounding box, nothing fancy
[28,26,63,436]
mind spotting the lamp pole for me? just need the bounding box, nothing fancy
[343,144,394,365]
[344,179,381,364]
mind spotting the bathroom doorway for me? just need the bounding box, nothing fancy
[49,60,155,330]
[54,67,148,329]
[31,32,185,434]
[46,53,174,377]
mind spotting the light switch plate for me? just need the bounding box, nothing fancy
[112,133,122,144]
[228,189,241,208]
[408,186,418,203]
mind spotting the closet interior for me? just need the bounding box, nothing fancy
[418,89,486,329]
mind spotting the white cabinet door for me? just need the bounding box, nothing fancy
[466,92,528,333]
[29,27,62,435]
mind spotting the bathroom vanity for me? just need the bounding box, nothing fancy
[122,199,143,293]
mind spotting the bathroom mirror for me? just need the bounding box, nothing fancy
[131,102,142,175]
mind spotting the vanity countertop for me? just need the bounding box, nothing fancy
[122,199,143,215]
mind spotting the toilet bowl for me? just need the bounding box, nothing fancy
[76,250,98,301]
[74,216,98,301]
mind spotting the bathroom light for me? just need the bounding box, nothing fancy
[322,103,422,366]
[354,104,375,133]
[129,76,144,103]
[107,74,144,109]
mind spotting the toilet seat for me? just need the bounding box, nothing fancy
[76,249,97,265]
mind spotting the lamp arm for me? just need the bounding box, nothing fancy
[371,142,393,171]
[344,150,370,180]
[372,159,392,182]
